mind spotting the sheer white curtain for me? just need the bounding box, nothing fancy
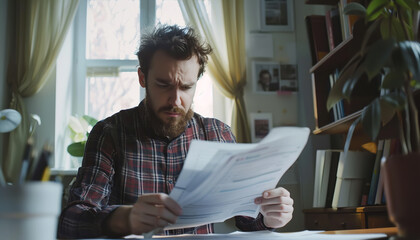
[4,0,79,182]
[178,0,251,143]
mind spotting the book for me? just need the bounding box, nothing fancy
[313,149,342,208]
[305,15,330,65]
[367,140,385,205]
[325,150,341,208]
[325,7,343,51]
[332,151,376,208]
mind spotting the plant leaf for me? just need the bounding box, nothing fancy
[344,117,362,153]
[382,70,405,89]
[382,91,407,110]
[327,54,363,110]
[361,19,382,54]
[82,115,98,126]
[391,18,408,41]
[380,95,399,125]
[395,0,412,9]
[401,0,420,10]
[363,38,396,79]
[67,142,86,157]
[361,98,381,140]
[342,65,365,98]
[344,2,367,16]
[399,41,420,82]
[380,17,391,39]
[366,0,388,21]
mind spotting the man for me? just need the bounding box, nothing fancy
[258,69,279,91]
[58,25,293,238]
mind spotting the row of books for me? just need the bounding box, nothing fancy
[313,139,400,208]
[305,0,362,65]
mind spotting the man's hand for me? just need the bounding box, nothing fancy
[254,187,294,229]
[129,193,182,235]
[105,193,182,236]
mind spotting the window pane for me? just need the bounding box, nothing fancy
[87,72,140,120]
[86,0,140,59]
[156,0,185,26]
[193,74,213,117]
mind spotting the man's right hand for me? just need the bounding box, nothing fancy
[129,193,182,234]
[105,193,182,236]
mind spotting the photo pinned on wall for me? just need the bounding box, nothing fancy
[253,61,280,94]
[260,0,294,32]
[280,64,298,92]
[250,112,273,143]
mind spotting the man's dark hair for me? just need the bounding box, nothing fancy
[259,69,271,81]
[136,24,213,80]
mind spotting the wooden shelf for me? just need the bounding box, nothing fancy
[305,0,339,5]
[304,206,394,230]
[313,110,361,135]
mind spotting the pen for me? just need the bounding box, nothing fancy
[19,137,33,184]
[31,144,52,181]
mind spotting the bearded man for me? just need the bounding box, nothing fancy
[58,25,294,239]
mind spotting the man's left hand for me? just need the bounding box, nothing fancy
[254,187,294,228]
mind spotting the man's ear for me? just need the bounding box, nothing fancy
[138,68,146,88]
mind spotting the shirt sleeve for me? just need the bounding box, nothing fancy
[235,214,275,231]
[58,120,119,239]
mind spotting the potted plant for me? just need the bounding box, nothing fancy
[327,0,420,238]
[67,115,97,158]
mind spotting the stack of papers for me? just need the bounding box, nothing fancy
[167,127,310,229]
[124,230,387,239]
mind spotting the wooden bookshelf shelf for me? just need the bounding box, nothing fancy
[304,206,394,230]
[313,110,361,135]
[309,19,380,134]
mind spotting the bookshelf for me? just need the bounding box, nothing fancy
[304,0,394,231]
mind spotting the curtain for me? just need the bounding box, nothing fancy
[4,0,79,182]
[178,0,251,143]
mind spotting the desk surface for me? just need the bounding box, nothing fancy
[322,227,397,236]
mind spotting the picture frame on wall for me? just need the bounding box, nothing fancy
[280,64,298,92]
[253,61,281,94]
[250,112,273,143]
[260,0,294,32]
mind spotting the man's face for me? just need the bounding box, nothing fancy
[260,73,271,86]
[138,50,199,137]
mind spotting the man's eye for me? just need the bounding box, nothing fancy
[181,86,192,90]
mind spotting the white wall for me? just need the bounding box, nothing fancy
[244,0,298,127]
[242,0,331,231]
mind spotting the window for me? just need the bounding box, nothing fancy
[75,0,213,122]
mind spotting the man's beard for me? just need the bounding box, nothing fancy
[144,92,194,140]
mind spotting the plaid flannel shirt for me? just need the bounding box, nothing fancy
[58,101,269,239]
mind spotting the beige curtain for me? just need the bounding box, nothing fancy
[4,0,79,182]
[178,0,251,143]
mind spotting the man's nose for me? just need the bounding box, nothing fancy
[169,88,182,107]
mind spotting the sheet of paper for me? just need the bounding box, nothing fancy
[124,230,387,240]
[167,127,310,230]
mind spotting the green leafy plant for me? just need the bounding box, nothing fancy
[327,0,420,153]
[67,115,98,157]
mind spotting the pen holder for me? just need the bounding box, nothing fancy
[0,182,62,240]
